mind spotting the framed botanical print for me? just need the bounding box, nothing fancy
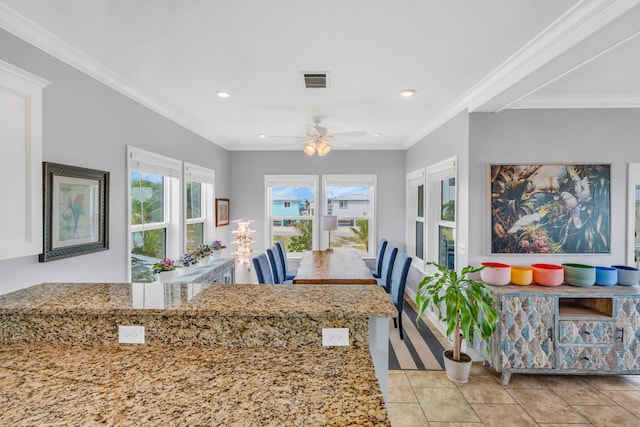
[489,164,610,254]
[216,198,230,227]
[40,162,109,262]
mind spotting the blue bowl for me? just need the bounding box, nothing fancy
[612,265,640,286]
[595,266,617,286]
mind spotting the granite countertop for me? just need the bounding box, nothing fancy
[0,282,397,318]
[0,344,390,426]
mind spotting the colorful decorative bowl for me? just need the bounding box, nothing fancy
[612,265,640,286]
[480,262,511,286]
[531,263,564,287]
[595,266,617,286]
[510,266,533,286]
[562,263,595,287]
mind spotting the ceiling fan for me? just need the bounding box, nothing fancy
[265,117,366,156]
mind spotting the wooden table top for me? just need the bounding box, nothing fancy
[292,250,377,284]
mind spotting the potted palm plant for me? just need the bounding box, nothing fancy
[415,262,498,383]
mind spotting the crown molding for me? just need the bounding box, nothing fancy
[507,95,640,109]
[0,3,229,149]
[404,0,640,148]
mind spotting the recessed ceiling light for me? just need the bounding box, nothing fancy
[400,90,415,97]
[258,134,266,138]
[216,91,230,98]
[372,133,382,137]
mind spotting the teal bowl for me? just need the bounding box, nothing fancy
[612,265,640,286]
[562,263,595,287]
[595,266,617,286]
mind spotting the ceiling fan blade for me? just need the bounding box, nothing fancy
[264,135,307,139]
[306,125,321,137]
[330,131,367,139]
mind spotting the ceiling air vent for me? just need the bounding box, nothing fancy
[303,73,328,89]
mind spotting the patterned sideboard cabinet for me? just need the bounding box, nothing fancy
[478,284,640,385]
[171,258,235,284]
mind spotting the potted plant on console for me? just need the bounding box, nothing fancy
[177,252,199,275]
[415,262,498,383]
[152,258,179,283]
[211,240,226,260]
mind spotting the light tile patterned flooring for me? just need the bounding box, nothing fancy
[387,313,640,426]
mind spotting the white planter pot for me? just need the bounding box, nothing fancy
[198,256,212,267]
[156,270,174,284]
[211,250,222,260]
[443,350,472,383]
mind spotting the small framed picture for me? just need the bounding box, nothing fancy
[216,198,230,227]
[40,162,109,262]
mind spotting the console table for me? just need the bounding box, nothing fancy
[171,257,234,284]
[478,284,640,385]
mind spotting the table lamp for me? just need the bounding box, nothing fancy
[322,215,338,251]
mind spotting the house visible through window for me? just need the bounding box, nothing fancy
[265,175,318,255]
[323,175,376,257]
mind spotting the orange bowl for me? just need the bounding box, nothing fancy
[511,266,533,285]
[531,263,564,286]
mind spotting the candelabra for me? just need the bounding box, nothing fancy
[232,218,256,266]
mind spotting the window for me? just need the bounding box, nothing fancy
[184,163,215,252]
[128,147,182,282]
[323,175,376,257]
[265,175,318,255]
[427,157,457,271]
[406,169,426,265]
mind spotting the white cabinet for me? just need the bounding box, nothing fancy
[0,60,49,260]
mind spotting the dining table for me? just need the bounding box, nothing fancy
[292,250,377,284]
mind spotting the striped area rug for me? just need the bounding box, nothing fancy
[388,302,445,370]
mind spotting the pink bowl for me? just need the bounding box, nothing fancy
[480,262,511,286]
[531,263,564,286]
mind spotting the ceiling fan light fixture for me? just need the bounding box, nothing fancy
[317,142,331,156]
[304,142,317,156]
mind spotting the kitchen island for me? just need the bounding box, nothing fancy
[0,282,396,425]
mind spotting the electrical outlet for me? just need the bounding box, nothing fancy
[118,325,145,344]
[322,328,349,347]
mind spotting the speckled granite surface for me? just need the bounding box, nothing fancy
[0,283,396,348]
[0,344,390,426]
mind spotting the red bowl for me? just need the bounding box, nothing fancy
[531,263,564,286]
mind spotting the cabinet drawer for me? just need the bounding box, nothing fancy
[558,320,613,345]
[557,346,616,370]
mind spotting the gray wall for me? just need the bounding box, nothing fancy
[229,150,406,259]
[0,29,230,294]
[468,108,640,267]
[404,110,470,297]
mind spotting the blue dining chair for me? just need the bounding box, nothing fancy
[370,239,388,278]
[267,246,292,284]
[252,253,274,284]
[276,240,296,280]
[376,243,398,292]
[388,252,412,340]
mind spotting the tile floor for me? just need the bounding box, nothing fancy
[387,314,640,426]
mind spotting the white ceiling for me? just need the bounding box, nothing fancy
[1,0,639,151]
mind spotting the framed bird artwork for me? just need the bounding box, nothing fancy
[40,162,109,262]
[488,164,610,254]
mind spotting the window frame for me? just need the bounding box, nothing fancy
[265,175,319,256]
[426,157,457,271]
[184,162,215,253]
[127,146,182,282]
[406,168,426,271]
[322,174,377,258]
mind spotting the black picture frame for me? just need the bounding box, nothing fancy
[40,162,109,262]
